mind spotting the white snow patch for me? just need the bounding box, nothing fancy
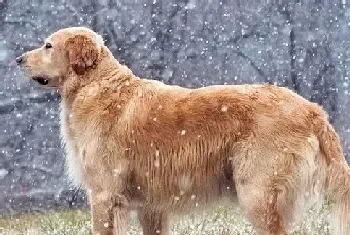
[178,174,193,193]
[186,0,196,9]
[0,169,8,179]
[221,104,228,112]
[154,159,160,168]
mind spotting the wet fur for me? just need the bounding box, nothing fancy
[19,27,350,235]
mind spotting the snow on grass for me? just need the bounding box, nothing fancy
[0,205,331,235]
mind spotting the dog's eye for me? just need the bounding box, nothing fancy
[45,43,52,49]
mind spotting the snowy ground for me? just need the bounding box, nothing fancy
[0,205,331,235]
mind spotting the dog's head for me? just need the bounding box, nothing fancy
[16,27,104,87]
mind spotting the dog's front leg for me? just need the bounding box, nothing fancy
[90,191,114,235]
[112,194,129,235]
[90,191,129,235]
[138,207,169,235]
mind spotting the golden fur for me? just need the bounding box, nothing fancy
[18,27,350,235]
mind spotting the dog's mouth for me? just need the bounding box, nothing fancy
[32,76,49,86]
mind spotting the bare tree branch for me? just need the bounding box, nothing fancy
[277,3,300,91]
[233,48,268,81]
[0,0,9,29]
[4,19,36,28]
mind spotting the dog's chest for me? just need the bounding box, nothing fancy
[60,102,84,186]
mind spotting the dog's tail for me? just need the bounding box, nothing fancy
[327,161,350,235]
[312,112,350,235]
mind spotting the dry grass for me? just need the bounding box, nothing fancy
[0,205,331,235]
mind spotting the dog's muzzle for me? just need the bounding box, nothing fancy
[15,55,25,65]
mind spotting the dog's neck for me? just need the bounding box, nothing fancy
[60,46,135,107]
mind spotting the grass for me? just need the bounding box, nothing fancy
[0,210,91,235]
[0,205,331,235]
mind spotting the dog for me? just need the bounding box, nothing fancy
[16,27,350,235]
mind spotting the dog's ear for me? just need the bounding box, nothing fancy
[65,35,99,75]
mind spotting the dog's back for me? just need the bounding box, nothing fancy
[76,82,317,200]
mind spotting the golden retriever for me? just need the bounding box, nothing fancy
[17,27,350,235]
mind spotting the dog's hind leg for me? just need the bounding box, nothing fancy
[138,207,169,235]
[235,177,293,235]
[232,140,321,234]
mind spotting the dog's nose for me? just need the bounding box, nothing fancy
[15,55,25,65]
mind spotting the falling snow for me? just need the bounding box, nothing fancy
[1,0,349,234]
